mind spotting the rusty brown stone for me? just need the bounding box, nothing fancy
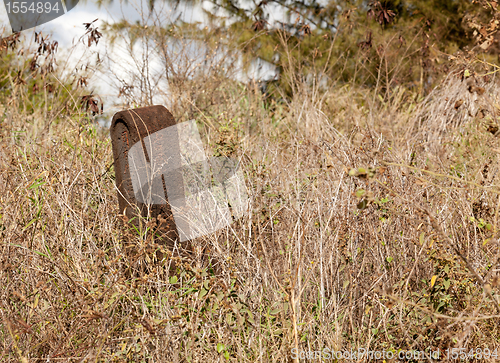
[110,105,189,253]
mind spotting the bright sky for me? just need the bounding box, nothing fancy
[0,0,277,120]
[0,0,206,43]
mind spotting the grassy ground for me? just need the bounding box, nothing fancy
[1,27,500,362]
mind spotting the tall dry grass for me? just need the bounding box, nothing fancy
[1,16,500,362]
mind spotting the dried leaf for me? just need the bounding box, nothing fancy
[480,38,493,50]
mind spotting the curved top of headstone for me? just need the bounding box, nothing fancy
[110,105,177,146]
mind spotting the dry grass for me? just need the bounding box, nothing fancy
[1,22,500,362]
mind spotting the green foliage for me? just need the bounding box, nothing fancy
[170,0,479,97]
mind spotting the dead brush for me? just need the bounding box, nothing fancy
[1,10,500,363]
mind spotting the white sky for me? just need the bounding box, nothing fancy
[0,0,277,119]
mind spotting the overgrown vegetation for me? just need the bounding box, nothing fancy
[1,1,500,361]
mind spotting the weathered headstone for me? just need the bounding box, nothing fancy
[110,105,181,248]
[110,105,249,253]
